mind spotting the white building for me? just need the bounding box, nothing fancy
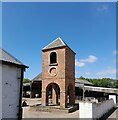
[0,48,28,119]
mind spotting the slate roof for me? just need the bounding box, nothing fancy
[0,48,28,68]
[75,78,93,86]
[42,37,67,50]
[32,73,42,81]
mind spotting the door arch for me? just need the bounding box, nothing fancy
[46,83,60,106]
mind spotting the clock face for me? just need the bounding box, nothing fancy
[49,67,57,76]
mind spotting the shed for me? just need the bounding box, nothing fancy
[0,48,28,119]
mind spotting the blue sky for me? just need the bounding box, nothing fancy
[2,2,117,79]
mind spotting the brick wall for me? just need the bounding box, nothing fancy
[42,46,75,108]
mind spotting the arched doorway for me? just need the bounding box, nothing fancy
[46,83,60,106]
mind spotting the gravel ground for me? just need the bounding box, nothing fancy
[22,98,117,119]
[22,98,79,118]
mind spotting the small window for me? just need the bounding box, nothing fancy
[50,52,57,64]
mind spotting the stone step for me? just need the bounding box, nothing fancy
[29,104,79,113]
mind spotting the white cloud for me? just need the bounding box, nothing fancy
[75,55,97,67]
[97,5,109,12]
[85,72,91,75]
[80,55,98,63]
[75,59,85,67]
[113,50,118,55]
[97,69,118,76]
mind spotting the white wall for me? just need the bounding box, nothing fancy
[1,64,21,118]
[109,95,116,104]
[79,102,93,118]
[79,99,116,119]
[92,99,116,119]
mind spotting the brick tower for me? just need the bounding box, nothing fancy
[41,37,75,108]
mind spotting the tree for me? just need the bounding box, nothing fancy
[79,76,85,79]
[115,80,118,88]
[23,78,31,83]
[84,78,114,88]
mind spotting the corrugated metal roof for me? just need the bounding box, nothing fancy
[0,48,28,67]
[23,83,31,86]
[42,37,67,50]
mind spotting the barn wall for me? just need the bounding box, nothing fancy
[2,64,21,118]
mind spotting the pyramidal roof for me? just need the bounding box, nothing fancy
[0,48,28,68]
[42,37,67,50]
